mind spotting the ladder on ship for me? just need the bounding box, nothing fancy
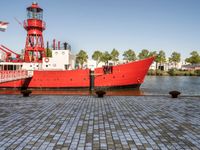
[0,70,33,83]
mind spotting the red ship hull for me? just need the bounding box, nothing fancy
[0,57,154,89]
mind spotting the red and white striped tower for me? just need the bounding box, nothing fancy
[23,2,46,62]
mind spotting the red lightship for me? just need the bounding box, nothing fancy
[0,2,154,90]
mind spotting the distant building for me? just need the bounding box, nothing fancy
[86,60,124,70]
[150,61,185,71]
[87,60,96,70]
[181,64,200,70]
[85,59,199,71]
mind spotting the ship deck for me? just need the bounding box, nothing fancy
[0,95,199,149]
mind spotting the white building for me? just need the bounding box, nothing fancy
[85,60,118,70]
[150,60,185,71]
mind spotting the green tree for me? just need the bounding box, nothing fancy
[185,51,200,64]
[76,50,88,68]
[92,50,103,67]
[123,49,137,62]
[100,51,112,65]
[148,51,157,71]
[169,51,181,68]
[111,48,119,64]
[46,48,52,57]
[138,49,150,59]
[154,50,166,74]
[149,51,157,57]
[155,50,166,65]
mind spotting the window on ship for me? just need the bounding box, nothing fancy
[103,66,113,74]
[65,64,69,70]
[0,64,21,71]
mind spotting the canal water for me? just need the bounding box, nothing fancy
[0,76,199,96]
[141,76,200,96]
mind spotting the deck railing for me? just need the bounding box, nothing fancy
[0,70,33,83]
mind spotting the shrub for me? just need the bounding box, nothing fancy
[195,70,200,76]
[168,68,178,76]
[148,69,156,75]
[156,69,163,76]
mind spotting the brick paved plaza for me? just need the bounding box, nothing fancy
[0,95,199,150]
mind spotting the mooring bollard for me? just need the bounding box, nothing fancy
[95,90,106,98]
[21,90,32,97]
[169,91,181,98]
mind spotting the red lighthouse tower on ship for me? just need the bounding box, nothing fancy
[23,2,46,62]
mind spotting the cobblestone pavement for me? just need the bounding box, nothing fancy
[0,95,200,150]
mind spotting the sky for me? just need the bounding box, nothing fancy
[0,0,200,60]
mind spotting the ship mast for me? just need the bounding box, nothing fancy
[23,2,46,62]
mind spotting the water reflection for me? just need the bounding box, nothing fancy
[0,76,199,96]
[0,89,144,96]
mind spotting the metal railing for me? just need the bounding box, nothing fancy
[0,70,33,83]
